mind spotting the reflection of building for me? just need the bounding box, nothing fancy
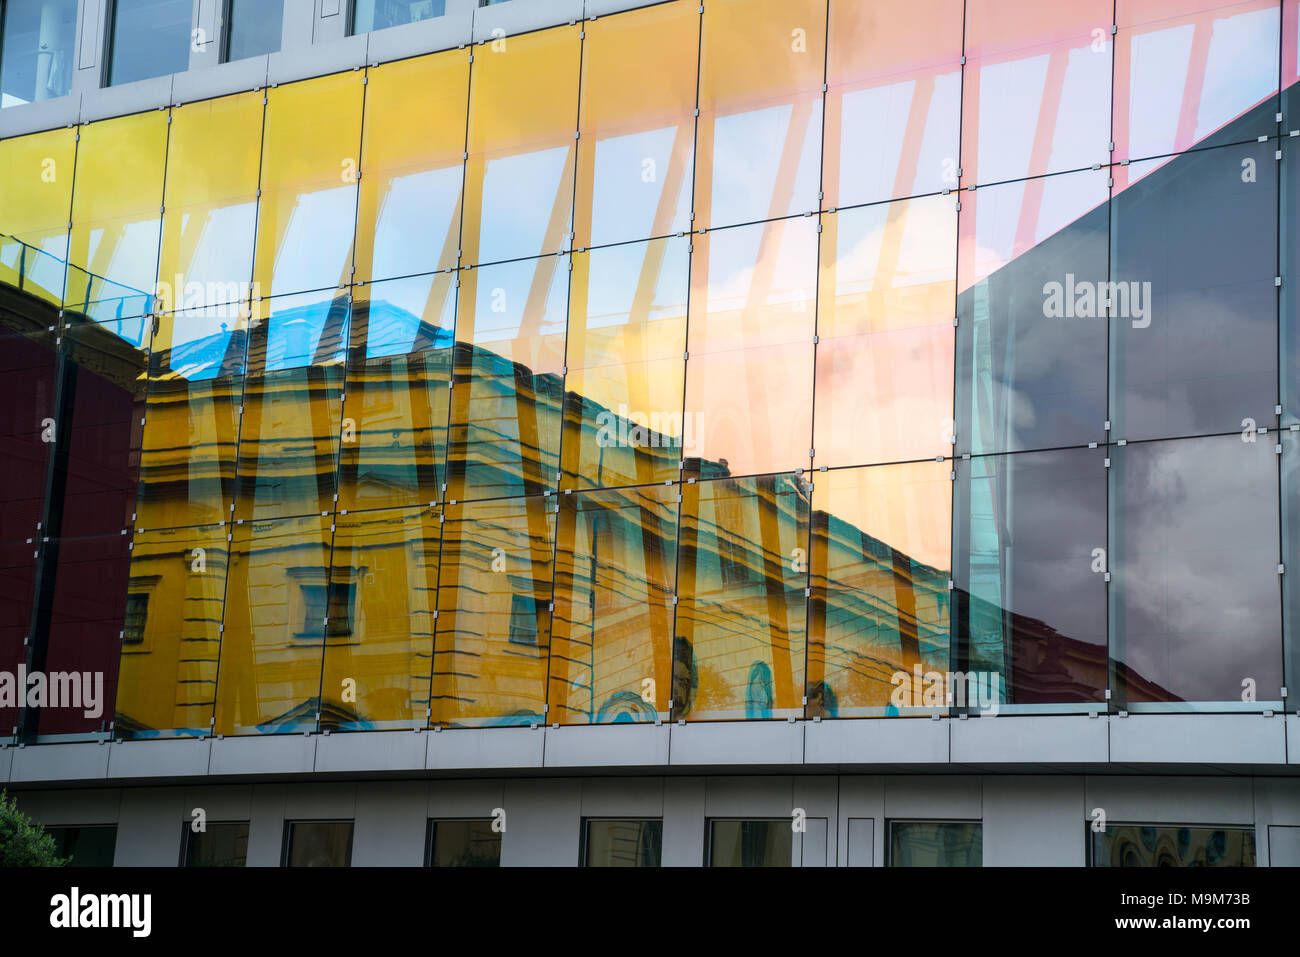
[1,0,1298,868]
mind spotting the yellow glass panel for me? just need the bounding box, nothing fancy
[432,495,555,726]
[157,92,264,312]
[696,0,826,230]
[561,237,689,490]
[115,525,227,736]
[574,0,698,249]
[0,127,76,306]
[356,50,469,282]
[253,72,365,298]
[65,111,168,321]
[213,514,333,735]
[321,505,440,730]
[807,461,951,716]
[675,474,809,720]
[462,24,581,266]
[550,485,678,724]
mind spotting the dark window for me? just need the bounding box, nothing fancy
[508,593,539,646]
[182,821,249,867]
[583,819,662,867]
[107,0,192,87]
[46,825,117,866]
[224,0,283,62]
[1089,825,1256,867]
[707,819,792,867]
[427,819,501,867]
[282,820,353,867]
[121,591,149,645]
[888,821,982,867]
[352,0,446,34]
[0,0,77,106]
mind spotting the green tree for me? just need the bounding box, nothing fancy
[0,790,67,867]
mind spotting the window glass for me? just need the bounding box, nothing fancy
[824,0,962,207]
[584,820,663,867]
[184,821,249,866]
[0,0,76,106]
[808,461,951,718]
[428,820,501,866]
[815,197,956,468]
[226,0,283,61]
[889,821,982,866]
[1285,431,1300,710]
[0,330,59,541]
[957,168,1110,455]
[560,237,689,491]
[432,496,555,726]
[47,826,118,866]
[708,820,793,867]
[1283,133,1300,429]
[108,0,192,86]
[355,49,468,283]
[1110,435,1282,708]
[353,0,446,33]
[462,24,581,267]
[1115,0,1281,162]
[676,474,808,721]
[574,1,697,249]
[953,448,1107,709]
[284,821,353,867]
[320,506,440,730]
[1090,824,1256,866]
[0,127,75,307]
[550,485,677,724]
[0,542,39,735]
[697,0,824,230]
[213,514,334,735]
[115,525,227,737]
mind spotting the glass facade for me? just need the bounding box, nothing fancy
[0,0,1297,745]
[1089,824,1257,867]
[0,0,77,107]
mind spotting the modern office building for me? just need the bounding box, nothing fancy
[0,0,1297,867]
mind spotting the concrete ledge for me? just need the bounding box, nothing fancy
[669,720,803,766]
[584,0,677,18]
[366,2,474,63]
[268,33,368,86]
[108,737,211,779]
[1291,715,1300,764]
[427,726,544,770]
[0,745,11,783]
[1109,713,1287,766]
[805,717,948,765]
[544,722,669,767]
[10,741,110,782]
[173,55,270,105]
[950,714,1108,765]
[208,734,315,776]
[0,95,81,138]
[314,729,428,773]
[80,75,173,123]
[473,0,584,43]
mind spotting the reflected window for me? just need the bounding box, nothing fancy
[583,819,662,867]
[427,820,501,867]
[225,0,283,62]
[889,821,982,866]
[0,0,76,106]
[353,0,446,33]
[1089,824,1256,867]
[283,821,354,867]
[707,819,792,867]
[107,0,192,87]
[182,821,249,867]
[46,825,117,866]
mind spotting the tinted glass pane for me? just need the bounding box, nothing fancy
[560,238,689,491]
[285,821,353,867]
[585,820,663,867]
[824,0,962,208]
[1111,435,1282,707]
[1280,430,1300,710]
[1115,0,1280,162]
[48,825,117,866]
[353,0,446,33]
[1284,134,1300,429]
[574,1,697,249]
[115,525,226,737]
[320,506,440,730]
[889,821,982,866]
[226,0,283,61]
[708,820,792,867]
[184,821,249,866]
[0,542,38,735]
[108,0,191,87]
[816,197,955,468]
[430,820,501,867]
[550,485,677,724]
[676,474,809,721]
[213,514,333,735]
[0,331,59,541]
[954,448,1107,708]
[697,0,825,230]
[1090,824,1256,866]
[808,461,951,718]
[355,50,467,283]
[462,25,580,267]
[432,496,555,726]
[1111,140,1277,442]
[0,128,75,308]
[957,168,1109,455]
[0,0,76,106]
